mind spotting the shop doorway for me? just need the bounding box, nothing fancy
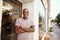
[1,0,22,40]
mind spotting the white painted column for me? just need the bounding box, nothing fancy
[0,0,2,28]
[0,0,2,40]
[34,0,39,40]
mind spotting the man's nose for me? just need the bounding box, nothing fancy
[24,13,27,14]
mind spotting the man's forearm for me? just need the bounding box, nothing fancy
[19,28,26,33]
[22,27,34,32]
[16,26,26,34]
[26,28,34,32]
[19,26,35,32]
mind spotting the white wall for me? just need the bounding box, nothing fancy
[0,0,2,29]
[22,1,34,21]
[22,1,39,40]
[0,0,2,39]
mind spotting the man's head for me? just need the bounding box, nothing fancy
[23,8,29,18]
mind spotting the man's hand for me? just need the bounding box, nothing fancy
[15,26,26,34]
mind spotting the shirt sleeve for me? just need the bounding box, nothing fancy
[15,18,20,26]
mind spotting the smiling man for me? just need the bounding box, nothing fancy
[15,8,35,40]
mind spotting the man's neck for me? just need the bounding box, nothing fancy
[23,17,28,20]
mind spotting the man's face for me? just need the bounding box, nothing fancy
[23,9,29,18]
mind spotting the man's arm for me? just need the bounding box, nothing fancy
[15,25,26,34]
[26,26,34,32]
[21,25,35,32]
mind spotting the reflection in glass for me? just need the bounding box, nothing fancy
[38,0,46,40]
[2,0,21,40]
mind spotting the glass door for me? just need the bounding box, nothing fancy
[2,0,22,40]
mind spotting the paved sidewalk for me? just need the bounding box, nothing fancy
[50,23,60,40]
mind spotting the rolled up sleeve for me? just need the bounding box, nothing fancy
[15,18,20,26]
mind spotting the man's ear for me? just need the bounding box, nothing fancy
[27,13,29,16]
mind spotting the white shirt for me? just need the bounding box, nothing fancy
[15,18,34,40]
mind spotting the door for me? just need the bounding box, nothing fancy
[2,0,22,40]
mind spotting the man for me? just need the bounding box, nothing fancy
[15,8,35,40]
